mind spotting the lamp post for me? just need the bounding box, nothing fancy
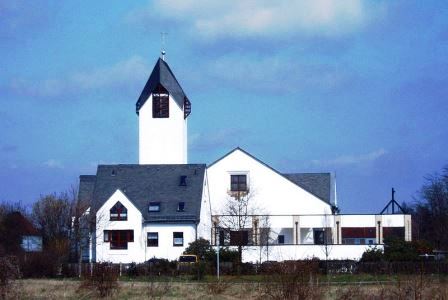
[216,227,220,280]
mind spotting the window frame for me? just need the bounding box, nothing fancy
[149,202,161,212]
[147,232,159,247]
[173,232,184,247]
[103,230,134,250]
[177,202,185,212]
[152,84,169,118]
[230,174,248,192]
[278,235,285,244]
[110,201,128,221]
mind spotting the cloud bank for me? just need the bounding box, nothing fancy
[7,56,150,98]
[312,148,387,167]
[129,0,384,39]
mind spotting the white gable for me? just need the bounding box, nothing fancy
[96,189,144,263]
[207,148,332,216]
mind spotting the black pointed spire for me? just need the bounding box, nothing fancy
[136,58,189,115]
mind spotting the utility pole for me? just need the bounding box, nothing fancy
[216,228,220,280]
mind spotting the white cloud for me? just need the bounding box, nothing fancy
[204,54,348,93]
[312,148,387,167]
[189,128,246,151]
[8,56,150,98]
[130,0,384,38]
[43,159,64,169]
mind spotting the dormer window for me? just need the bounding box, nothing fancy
[152,84,169,118]
[110,201,127,221]
[179,175,187,186]
[177,202,185,212]
[230,174,247,192]
[149,202,161,212]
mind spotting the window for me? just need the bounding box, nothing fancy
[179,175,187,186]
[110,201,127,221]
[147,232,158,247]
[230,230,249,246]
[149,202,160,212]
[152,84,169,118]
[173,232,184,246]
[177,202,185,212]
[341,227,376,245]
[383,227,405,239]
[313,229,326,245]
[278,235,285,244]
[104,230,133,249]
[230,174,247,192]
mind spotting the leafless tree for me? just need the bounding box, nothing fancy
[217,187,269,267]
[32,192,73,270]
[320,211,333,275]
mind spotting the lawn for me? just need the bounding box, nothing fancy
[5,275,448,299]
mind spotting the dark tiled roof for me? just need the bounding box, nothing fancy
[85,164,205,223]
[6,212,40,235]
[78,175,96,205]
[136,58,188,114]
[282,173,331,204]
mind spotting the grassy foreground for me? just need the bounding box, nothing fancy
[6,276,448,299]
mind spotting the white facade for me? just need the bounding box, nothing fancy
[94,176,211,263]
[207,148,332,216]
[206,148,412,262]
[139,94,187,164]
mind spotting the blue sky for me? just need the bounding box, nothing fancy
[1,1,447,213]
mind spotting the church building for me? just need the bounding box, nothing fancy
[78,52,411,263]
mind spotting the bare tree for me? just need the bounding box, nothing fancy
[32,193,73,267]
[220,190,255,265]
[216,186,270,268]
[320,212,333,275]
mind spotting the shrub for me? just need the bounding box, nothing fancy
[0,256,20,300]
[261,260,320,299]
[147,258,177,276]
[206,280,229,295]
[360,246,384,262]
[81,262,119,298]
[20,252,58,278]
[183,238,215,262]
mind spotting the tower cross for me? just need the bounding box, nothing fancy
[160,32,168,61]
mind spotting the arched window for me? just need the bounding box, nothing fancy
[152,84,169,118]
[110,201,127,221]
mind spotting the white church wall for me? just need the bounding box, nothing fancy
[96,189,144,263]
[300,215,335,228]
[381,214,406,227]
[197,175,212,240]
[340,215,377,227]
[143,223,196,261]
[207,149,332,217]
[139,94,187,164]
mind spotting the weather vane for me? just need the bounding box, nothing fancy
[160,32,168,61]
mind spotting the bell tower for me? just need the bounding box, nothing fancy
[136,55,191,164]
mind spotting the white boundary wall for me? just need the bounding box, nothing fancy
[240,244,382,262]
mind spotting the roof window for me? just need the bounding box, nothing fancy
[177,202,185,212]
[179,175,187,186]
[149,202,160,212]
